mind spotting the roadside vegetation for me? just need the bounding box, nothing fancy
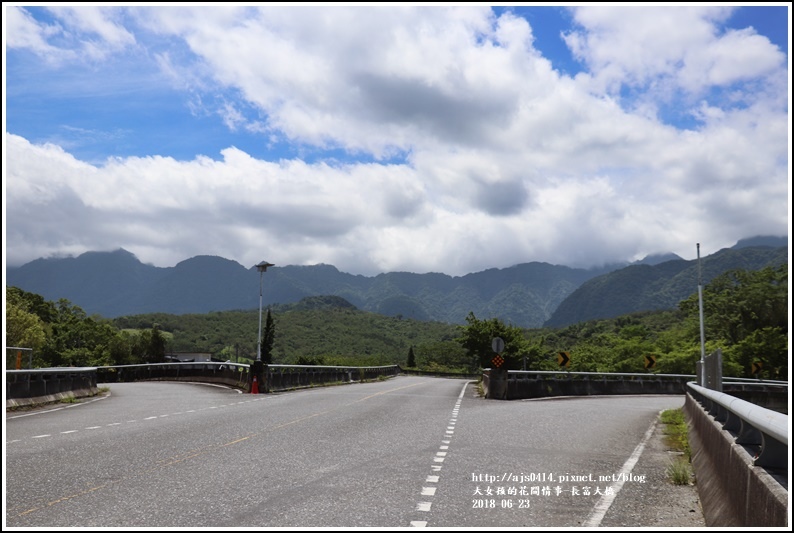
[6,265,787,381]
[660,408,694,485]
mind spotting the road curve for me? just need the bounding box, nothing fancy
[5,376,686,527]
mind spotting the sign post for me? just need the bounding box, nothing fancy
[492,337,505,354]
[488,337,508,400]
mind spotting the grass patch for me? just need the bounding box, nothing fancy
[666,458,693,486]
[660,408,694,485]
[660,408,691,459]
[60,395,77,404]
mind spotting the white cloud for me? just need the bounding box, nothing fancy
[47,6,135,47]
[679,27,785,91]
[219,103,246,131]
[4,6,789,276]
[5,5,136,63]
[564,7,728,91]
[564,6,784,99]
[4,6,75,62]
[133,6,544,157]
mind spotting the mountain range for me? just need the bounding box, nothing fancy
[5,236,788,328]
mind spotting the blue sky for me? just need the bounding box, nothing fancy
[3,4,791,276]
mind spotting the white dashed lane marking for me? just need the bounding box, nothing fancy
[410,381,470,527]
[6,391,275,445]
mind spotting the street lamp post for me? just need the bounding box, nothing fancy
[256,261,275,362]
[250,261,275,395]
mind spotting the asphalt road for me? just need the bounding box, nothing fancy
[5,376,688,528]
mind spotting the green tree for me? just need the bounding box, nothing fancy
[5,295,47,354]
[261,309,276,364]
[413,340,469,371]
[521,333,546,370]
[28,298,129,367]
[296,355,325,365]
[680,265,788,345]
[457,312,525,369]
[148,324,167,363]
[41,299,90,366]
[728,327,788,379]
[108,330,134,366]
[130,328,152,363]
[6,286,57,323]
[406,346,416,367]
[678,264,788,377]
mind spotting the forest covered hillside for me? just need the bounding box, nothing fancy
[7,237,787,328]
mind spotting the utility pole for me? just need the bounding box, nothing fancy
[697,243,706,387]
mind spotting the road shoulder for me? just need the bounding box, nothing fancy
[598,412,706,527]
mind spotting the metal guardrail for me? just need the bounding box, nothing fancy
[723,382,789,388]
[724,377,788,385]
[5,346,34,370]
[687,382,788,470]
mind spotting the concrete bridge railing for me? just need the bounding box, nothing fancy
[483,369,697,400]
[684,382,788,527]
[482,370,788,404]
[479,370,789,526]
[266,364,399,392]
[6,362,401,408]
[6,367,99,408]
[95,362,400,392]
[96,362,253,390]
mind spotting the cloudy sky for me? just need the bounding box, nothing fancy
[3,4,790,277]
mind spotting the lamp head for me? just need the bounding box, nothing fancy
[256,261,275,273]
